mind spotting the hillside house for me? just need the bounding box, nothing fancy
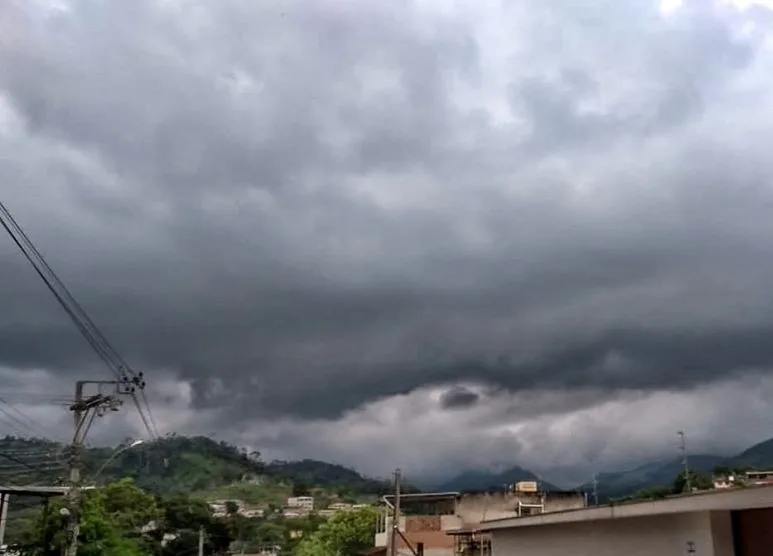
[745,470,773,486]
[286,495,314,510]
[208,499,264,518]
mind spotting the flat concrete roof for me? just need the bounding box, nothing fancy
[382,489,578,505]
[480,485,773,531]
[382,492,460,504]
[0,485,97,496]
[0,485,69,496]
[446,525,490,535]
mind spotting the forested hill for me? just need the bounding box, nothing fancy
[264,459,419,496]
[0,434,399,496]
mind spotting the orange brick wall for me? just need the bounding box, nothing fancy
[396,530,454,550]
[405,516,442,533]
[390,516,453,550]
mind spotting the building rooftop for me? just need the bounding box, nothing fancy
[382,491,460,504]
[0,485,95,496]
[480,484,773,531]
[445,524,488,535]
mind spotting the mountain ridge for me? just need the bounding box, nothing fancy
[433,465,559,493]
[0,435,397,498]
[434,435,773,499]
[3,433,773,502]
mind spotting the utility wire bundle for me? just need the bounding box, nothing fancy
[0,201,159,439]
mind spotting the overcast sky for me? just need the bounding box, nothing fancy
[4,0,773,485]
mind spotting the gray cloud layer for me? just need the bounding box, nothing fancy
[2,0,773,449]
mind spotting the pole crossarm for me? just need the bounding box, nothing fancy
[63,380,133,556]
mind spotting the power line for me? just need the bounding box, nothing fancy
[0,451,52,474]
[0,201,159,440]
[0,400,53,441]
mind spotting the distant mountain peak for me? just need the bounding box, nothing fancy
[434,465,557,493]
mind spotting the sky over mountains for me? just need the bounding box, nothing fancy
[3,0,773,480]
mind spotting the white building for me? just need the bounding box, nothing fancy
[286,496,314,510]
[482,484,773,556]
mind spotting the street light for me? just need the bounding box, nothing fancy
[92,440,144,483]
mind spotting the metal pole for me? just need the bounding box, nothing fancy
[678,431,691,492]
[198,525,205,556]
[390,468,401,556]
[0,493,9,550]
[92,440,143,483]
[64,382,84,556]
[42,497,53,553]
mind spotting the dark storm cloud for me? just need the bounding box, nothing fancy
[439,386,480,410]
[2,0,773,424]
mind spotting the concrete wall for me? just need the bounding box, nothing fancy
[543,492,587,513]
[710,511,734,556]
[456,492,585,524]
[457,492,519,523]
[491,511,732,556]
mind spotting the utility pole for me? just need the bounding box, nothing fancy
[63,381,84,556]
[42,498,53,554]
[389,468,401,556]
[592,474,599,506]
[63,380,127,556]
[0,493,8,550]
[198,525,205,556]
[678,431,691,493]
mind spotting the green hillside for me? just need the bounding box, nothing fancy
[0,434,396,501]
[578,454,725,501]
[0,435,390,555]
[730,437,773,468]
[264,459,400,497]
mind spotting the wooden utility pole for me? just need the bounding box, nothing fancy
[63,382,84,556]
[63,380,126,556]
[389,468,401,556]
[0,492,9,550]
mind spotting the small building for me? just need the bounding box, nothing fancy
[745,470,773,486]
[287,496,314,510]
[481,483,773,556]
[282,508,305,518]
[329,502,354,511]
[208,499,233,517]
[714,475,737,489]
[373,489,586,555]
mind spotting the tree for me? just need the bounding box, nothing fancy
[672,470,713,494]
[160,495,211,532]
[156,494,234,555]
[16,481,157,556]
[101,478,162,531]
[294,507,378,556]
[225,500,239,515]
[292,482,311,497]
